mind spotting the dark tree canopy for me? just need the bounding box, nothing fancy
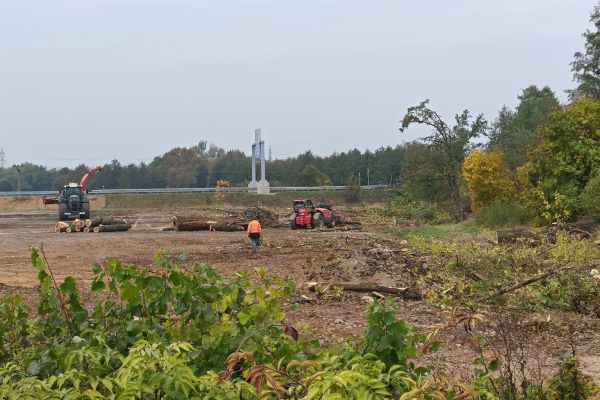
[400,100,488,202]
[570,3,600,100]
[488,85,560,170]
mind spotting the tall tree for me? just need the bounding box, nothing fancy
[569,3,600,100]
[489,85,560,169]
[525,98,600,219]
[400,100,488,203]
[298,164,332,186]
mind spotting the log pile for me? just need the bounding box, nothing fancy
[171,207,283,232]
[241,207,279,226]
[171,216,244,232]
[55,217,131,233]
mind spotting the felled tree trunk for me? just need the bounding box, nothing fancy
[98,217,128,226]
[497,229,537,244]
[306,281,422,300]
[171,216,244,232]
[93,223,132,233]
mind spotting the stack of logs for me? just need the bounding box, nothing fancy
[54,217,131,233]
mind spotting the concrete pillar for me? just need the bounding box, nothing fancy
[260,141,266,181]
[248,143,258,189]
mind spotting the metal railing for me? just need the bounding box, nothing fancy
[0,185,388,197]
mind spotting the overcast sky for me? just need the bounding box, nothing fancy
[0,0,596,168]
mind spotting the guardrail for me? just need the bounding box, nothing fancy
[0,185,388,197]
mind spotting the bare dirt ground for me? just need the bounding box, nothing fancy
[0,207,433,340]
[1,201,600,383]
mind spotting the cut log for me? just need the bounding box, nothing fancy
[171,216,244,232]
[85,217,103,228]
[99,217,128,225]
[66,223,78,233]
[54,222,70,233]
[306,281,421,299]
[83,227,91,233]
[93,223,132,233]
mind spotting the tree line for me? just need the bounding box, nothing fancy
[398,2,600,223]
[0,142,406,192]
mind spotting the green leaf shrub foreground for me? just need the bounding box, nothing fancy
[0,249,597,399]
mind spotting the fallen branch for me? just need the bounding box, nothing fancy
[480,260,600,302]
[306,281,421,299]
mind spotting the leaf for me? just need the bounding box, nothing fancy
[60,276,77,296]
[92,263,103,274]
[283,324,299,341]
[488,359,499,371]
[26,361,40,376]
[238,312,251,326]
[91,279,105,292]
[120,282,141,305]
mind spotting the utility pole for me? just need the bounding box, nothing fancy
[367,168,370,187]
[0,148,4,169]
[389,173,393,188]
[13,165,21,192]
[358,171,361,186]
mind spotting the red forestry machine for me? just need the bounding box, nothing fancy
[43,166,103,220]
[290,199,340,229]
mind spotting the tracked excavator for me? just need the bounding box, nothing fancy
[43,166,103,220]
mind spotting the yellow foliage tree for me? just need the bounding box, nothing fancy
[462,150,515,211]
[213,179,230,202]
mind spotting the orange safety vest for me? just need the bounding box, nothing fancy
[247,220,262,234]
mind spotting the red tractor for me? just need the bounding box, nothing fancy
[290,199,339,229]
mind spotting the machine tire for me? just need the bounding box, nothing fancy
[312,212,323,228]
[290,213,299,230]
[58,204,67,221]
[327,217,336,228]
[82,203,90,219]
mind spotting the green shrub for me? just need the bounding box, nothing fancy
[474,201,533,228]
[0,248,478,399]
[345,174,362,203]
[546,356,600,400]
[580,173,600,216]
[372,192,454,224]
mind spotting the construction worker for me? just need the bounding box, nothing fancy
[247,218,262,254]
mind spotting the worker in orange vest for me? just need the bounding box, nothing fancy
[247,218,262,254]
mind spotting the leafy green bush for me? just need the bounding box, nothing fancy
[0,248,479,399]
[474,201,533,228]
[372,192,454,224]
[581,173,600,216]
[546,357,600,400]
[344,174,362,203]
